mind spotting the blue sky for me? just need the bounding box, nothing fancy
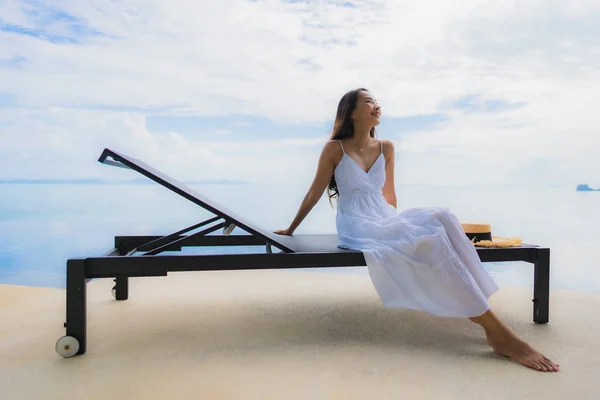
[0,0,599,186]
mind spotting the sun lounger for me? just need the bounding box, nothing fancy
[55,148,551,358]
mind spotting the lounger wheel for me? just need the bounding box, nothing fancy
[111,285,117,299]
[55,336,80,358]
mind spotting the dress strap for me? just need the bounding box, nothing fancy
[380,139,383,154]
[338,140,345,154]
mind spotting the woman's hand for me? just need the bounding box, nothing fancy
[273,228,294,236]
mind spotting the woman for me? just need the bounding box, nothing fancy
[274,88,559,372]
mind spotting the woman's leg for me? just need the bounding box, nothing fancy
[470,309,560,372]
[429,208,559,372]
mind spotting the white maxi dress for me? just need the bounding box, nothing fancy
[334,140,499,318]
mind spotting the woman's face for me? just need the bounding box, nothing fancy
[352,90,381,126]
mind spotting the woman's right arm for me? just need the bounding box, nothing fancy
[274,141,339,235]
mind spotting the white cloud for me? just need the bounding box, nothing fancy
[0,0,599,186]
[0,107,329,184]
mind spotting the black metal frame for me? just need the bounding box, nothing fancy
[62,223,550,357]
[58,148,551,357]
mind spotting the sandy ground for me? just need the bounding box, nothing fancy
[1,269,598,400]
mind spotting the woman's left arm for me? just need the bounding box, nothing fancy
[381,140,397,208]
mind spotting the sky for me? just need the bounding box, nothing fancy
[0,0,599,187]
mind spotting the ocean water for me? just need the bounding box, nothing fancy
[0,182,599,292]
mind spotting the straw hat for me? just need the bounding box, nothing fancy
[461,223,523,248]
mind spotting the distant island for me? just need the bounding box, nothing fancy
[577,184,600,192]
[0,178,251,185]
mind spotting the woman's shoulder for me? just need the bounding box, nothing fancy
[322,139,345,159]
[324,139,343,148]
[380,139,395,151]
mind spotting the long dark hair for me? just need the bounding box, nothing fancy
[327,88,376,206]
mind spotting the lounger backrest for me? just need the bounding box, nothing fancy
[98,148,300,252]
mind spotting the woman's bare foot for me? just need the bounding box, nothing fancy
[470,310,560,372]
[485,330,560,372]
